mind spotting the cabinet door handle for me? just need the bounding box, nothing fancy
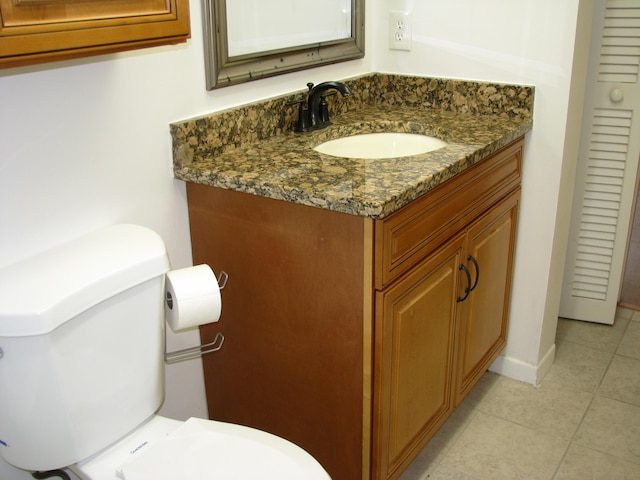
[468,255,480,292]
[457,264,472,302]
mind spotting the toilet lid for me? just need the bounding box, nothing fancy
[117,418,331,480]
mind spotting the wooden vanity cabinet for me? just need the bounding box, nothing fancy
[372,189,520,479]
[0,0,189,69]
[371,140,521,479]
[186,137,523,480]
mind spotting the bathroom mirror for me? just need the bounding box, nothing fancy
[202,0,364,90]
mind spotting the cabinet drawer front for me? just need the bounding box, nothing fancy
[374,138,523,289]
[1,0,170,28]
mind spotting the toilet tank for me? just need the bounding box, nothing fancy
[0,225,170,472]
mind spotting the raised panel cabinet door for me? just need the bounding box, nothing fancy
[454,189,520,405]
[373,234,464,480]
[0,0,189,68]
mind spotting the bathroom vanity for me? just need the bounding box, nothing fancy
[172,74,532,480]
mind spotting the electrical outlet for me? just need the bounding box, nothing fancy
[389,11,412,51]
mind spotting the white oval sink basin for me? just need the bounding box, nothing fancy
[314,133,447,159]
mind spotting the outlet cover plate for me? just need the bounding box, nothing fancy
[389,11,412,51]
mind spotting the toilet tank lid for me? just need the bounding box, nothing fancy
[0,225,170,337]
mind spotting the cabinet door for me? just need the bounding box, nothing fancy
[373,235,464,480]
[0,0,189,68]
[454,189,520,404]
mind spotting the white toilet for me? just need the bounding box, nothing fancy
[0,224,331,479]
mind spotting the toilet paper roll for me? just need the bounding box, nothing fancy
[165,264,222,332]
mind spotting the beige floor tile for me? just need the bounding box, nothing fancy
[544,338,613,392]
[574,394,640,464]
[554,443,640,480]
[419,464,480,480]
[478,376,592,440]
[616,306,636,321]
[556,316,629,352]
[441,412,567,480]
[598,354,640,406]
[400,460,479,480]
[617,318,640,360]
[397,447,438,480]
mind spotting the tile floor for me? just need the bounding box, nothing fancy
[399,306,640,480]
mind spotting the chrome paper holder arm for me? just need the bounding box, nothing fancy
[165,332,225,364]
[217,270,228,289]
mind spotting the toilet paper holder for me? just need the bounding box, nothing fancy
[165,332,225,364]
[164,270,228,364]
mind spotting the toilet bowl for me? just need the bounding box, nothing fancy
[72,416,330,480]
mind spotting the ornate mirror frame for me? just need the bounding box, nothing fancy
[202,0,365,90]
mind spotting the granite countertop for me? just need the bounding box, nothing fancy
[171,74,534,219]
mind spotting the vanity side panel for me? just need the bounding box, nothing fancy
[186,183,368,480]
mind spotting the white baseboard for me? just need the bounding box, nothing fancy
[489,343,556,386]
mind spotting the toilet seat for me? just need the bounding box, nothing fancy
[72,416,330,480]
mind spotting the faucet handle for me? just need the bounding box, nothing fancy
[286,98,311,132]
[319,92,336,124]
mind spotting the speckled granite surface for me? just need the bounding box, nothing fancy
[171,73,533,219]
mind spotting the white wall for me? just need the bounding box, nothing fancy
[373,0,583,382]
[0,0,584,477]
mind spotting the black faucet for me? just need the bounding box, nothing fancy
[289,81,352,133]
[307,81,352,129]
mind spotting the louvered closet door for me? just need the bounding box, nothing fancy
[560,0,640,324]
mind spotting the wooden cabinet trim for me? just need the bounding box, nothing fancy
[362,217,375,480]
